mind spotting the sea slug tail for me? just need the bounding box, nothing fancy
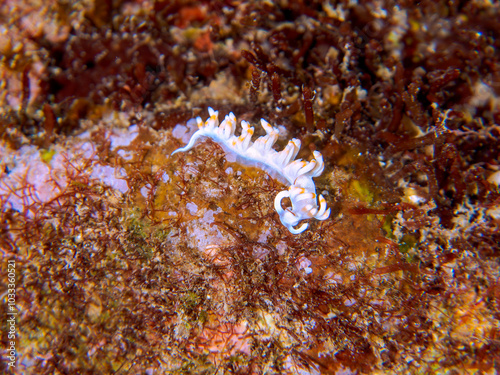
[171,132,206,155]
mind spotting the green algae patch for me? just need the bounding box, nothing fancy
[399,234,418,254]
[350,179,376,204]
[40,149,56,163]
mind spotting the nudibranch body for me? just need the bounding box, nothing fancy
[172,108,330,234]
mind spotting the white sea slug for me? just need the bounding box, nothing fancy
[172,108,330,234]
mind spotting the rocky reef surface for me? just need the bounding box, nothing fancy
[1,1,499,374]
